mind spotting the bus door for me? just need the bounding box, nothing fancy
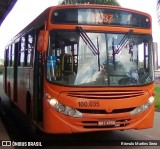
[33,50,43,125]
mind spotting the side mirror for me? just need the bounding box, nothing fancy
[37,30,49,52]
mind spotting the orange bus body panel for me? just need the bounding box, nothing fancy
[42,82,154,134]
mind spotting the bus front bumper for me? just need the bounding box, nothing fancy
[43,104,154,134]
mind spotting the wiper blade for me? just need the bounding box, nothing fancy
[76,26,98,56]
[76,26,101,71]
[114,29,133,54]
[112,29,133,70]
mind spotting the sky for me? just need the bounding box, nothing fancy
[0,0,159,63]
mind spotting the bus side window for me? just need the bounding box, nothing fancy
[24,34,28,67]
[11,44,15,66]
[20,36,25,66]
[8,45,12,67]
[26,30,35,67]
[17,39,21,66]
[5,48,9,67]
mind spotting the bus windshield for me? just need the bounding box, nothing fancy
[47,30,154,86]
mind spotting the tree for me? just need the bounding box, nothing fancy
[59,0,120,6]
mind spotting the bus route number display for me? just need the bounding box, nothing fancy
[93,13,113,23]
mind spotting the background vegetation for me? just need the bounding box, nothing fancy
[0,59,4,74]
[59,0,120,6]
[155,84,160,111]
[0,65,3,74]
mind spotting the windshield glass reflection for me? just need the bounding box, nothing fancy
[47,30,153,86]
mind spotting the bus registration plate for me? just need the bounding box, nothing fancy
[98,120,116,126]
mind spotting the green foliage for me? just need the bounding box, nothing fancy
[155,84,160,111]
[59,0,120,6]
[0,65,3,74]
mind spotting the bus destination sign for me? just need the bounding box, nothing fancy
[51,8,151,28]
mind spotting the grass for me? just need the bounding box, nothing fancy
[155,84,160,111]
[0,65,3,74]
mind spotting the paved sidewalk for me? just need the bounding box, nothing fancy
[0,118,15,149]
[0,97,15,149]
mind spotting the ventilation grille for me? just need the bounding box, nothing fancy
[67,90,145,99]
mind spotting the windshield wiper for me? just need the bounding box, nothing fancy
[76,26,100,71]
[112,29,133,69]
[113,29,133,55]
[76,26,98,56]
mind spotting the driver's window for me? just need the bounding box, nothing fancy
[47,31,77,82]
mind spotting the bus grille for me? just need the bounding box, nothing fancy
[67,90,145,99]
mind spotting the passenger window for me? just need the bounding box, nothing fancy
[20,37,25,66]
[5,48,9,67]
[27,33,34,66]
[8,46,12,67]
[11,44,15,66]
[24,30,35,67]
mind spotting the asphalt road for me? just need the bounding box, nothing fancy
[0,75,160,149]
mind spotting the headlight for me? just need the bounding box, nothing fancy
[130,96,154,116]
[68,109,76,117]
[49,98,58,108]
[46,94,82,118]
[144,102,150,110]
[58,104,66,113]
[148,96,154,103]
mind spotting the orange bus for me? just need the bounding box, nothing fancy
[3,4,155,134]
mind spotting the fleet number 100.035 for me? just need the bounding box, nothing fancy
[78,101,99,108]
